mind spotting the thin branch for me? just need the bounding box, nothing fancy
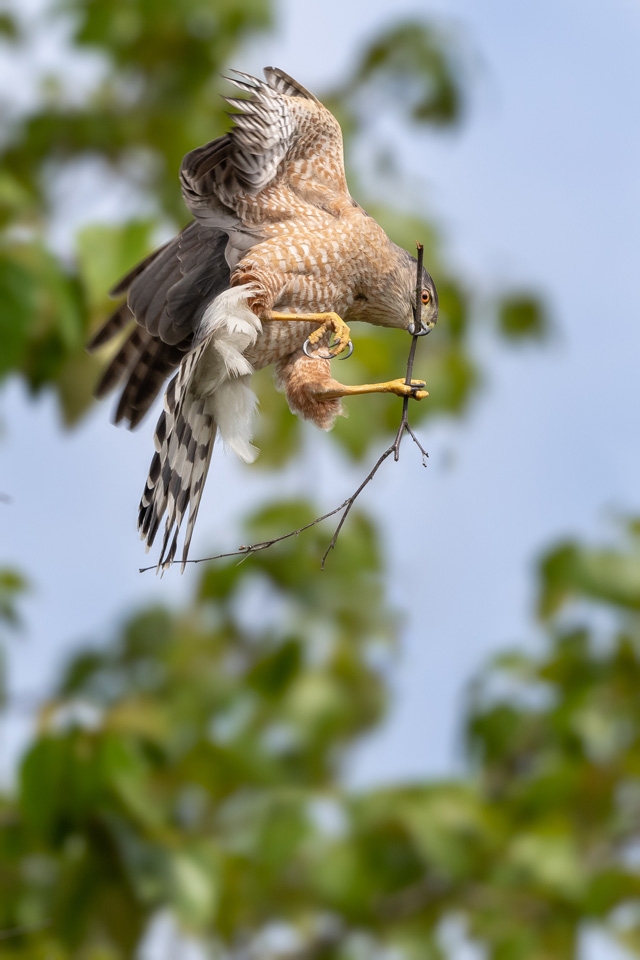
[321,339,428,564]
[321,443,397,569]
[319,241,428,567]
[139,501,351,573]
[141,243,429,574]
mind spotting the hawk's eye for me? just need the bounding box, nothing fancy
[421,290,430,305]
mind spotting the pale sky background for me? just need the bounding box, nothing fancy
[1,0,638,866]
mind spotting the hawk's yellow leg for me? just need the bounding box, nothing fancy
[265,311,351,358]
[311,378,429,401]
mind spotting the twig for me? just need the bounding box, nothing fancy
[321,243,428,568]
[141,243,429,574]
[139,501,351,572]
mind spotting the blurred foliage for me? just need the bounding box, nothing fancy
[4,512,640,956]
[498,294,550,342]
[0,0,546,450]
[1,502,396,956]
[0,568,27,632]
[537,521,640,619]
[345,21,465,126]
[0,566,27,713]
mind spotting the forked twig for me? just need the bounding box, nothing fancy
[143,501,352,571]
[140,244,429,574]
[319,242,428,569]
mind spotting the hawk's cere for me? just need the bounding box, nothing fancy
[89,67,439,570]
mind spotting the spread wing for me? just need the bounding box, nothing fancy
[180,67,350,227]
[88,222,230,427]
[89,67,347,429]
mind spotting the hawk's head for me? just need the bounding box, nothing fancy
[346,246,439,334]
[409,264,439,336]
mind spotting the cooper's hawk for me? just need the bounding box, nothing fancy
[89,68,439,570]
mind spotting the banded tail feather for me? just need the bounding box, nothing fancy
[138,369,217,572]
[137,285,262,571]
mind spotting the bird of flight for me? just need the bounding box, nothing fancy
[89,67,439,571]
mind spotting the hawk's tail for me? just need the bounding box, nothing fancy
[137,371,217,573]
[137,285,261,572]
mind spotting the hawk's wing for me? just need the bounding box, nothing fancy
[180,67,350,227]
[88,222,230,427]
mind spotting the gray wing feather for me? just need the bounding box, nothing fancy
[125,221,228,345]
[180,67,345,220]
[87,301,133,351]
[88,222,230,427]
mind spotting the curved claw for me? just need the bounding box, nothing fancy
[303,338,354,361]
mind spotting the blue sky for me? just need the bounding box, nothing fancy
[2,0,639,816]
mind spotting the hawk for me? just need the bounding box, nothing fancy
[89,67,439,570]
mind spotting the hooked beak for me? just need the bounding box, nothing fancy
[408,319,435,336]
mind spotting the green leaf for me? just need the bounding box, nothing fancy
[506,831,585,900]
[538,540,640,619]
[498,294,550,342]
[348,22,464,127]
[0,567,28,629]
[0,13,20,39]
[56,347,102,425]
[0,171,35,227]
[247,640,302,698]
[19,736,73,842]
[0,253,37,376]
[100,734,161,829]
[170,844,220,929]
[76,220,156,315]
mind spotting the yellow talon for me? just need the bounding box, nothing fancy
[266,311,351,359]
[306,313,351,357]
[391,378,429,399]
[308,376,429,401]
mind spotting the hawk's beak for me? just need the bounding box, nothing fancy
[408,319,435,336]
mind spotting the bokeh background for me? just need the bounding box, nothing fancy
[2,0,640,956]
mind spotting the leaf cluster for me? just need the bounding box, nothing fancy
[2,502,395,956]
[3,514,640,957]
